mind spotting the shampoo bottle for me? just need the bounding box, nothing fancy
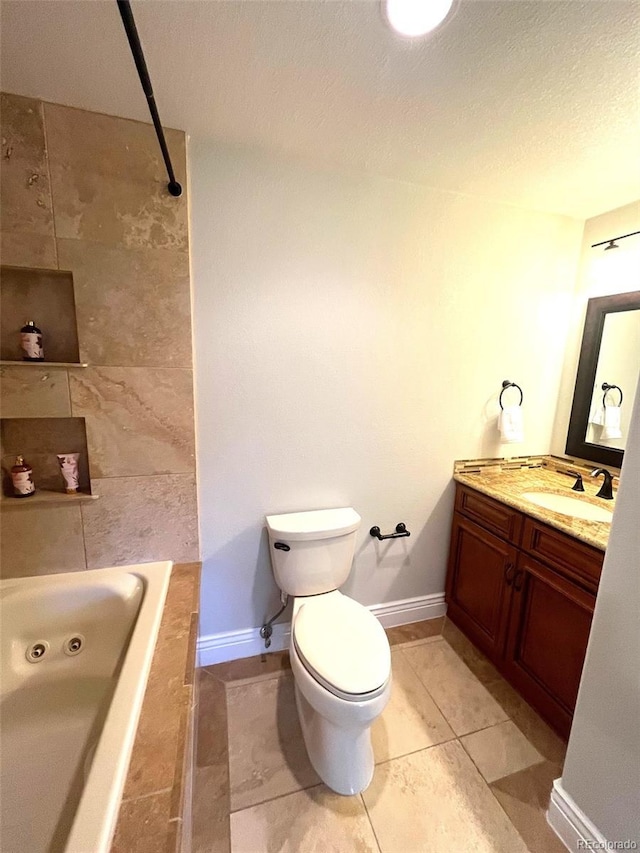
[20,320,44,361]
[11,456,35,498]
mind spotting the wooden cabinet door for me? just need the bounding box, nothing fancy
[504,554,596,739]
[445,514,516,663]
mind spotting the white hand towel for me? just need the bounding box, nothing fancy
[601,405,622,440]
[499,405,524,443]
[588,404,605,426]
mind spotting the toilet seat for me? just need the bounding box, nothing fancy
[293,593,390,702]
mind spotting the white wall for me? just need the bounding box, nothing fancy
[551,200,640,455]
[553,378,640,843]
[190,142,583,640]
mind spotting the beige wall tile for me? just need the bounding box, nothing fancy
[227,674,319,811]
[0,503,86,577]
[230,785,379,853]
[460,720,544,783]
[403,639,508,735]
[110,789,176,853]
[0,93,54,237]
[1,232,57,268]
[372,649,454,763]
[0,365,71,418]
[69,367,195,477]
[44,103,188,251]
[363,741,529,853]
[81,474,198,567]
[57,239,192,367]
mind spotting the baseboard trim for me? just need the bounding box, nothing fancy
[197,592,447,666]
[547,778,608,852]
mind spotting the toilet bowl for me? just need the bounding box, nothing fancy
[265,507,392,795]
[290,591,391,794]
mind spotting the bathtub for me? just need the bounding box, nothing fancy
[0,561,172,853]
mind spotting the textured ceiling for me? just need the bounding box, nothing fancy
[1,0,639,218]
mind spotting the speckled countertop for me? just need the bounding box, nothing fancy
[453,456,616,551]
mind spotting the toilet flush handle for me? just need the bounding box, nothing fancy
[274,541,290,551]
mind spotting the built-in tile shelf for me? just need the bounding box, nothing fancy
[0,360,88,368]
[1,417,94,502]
[0,265,81,364]
[0,489,99,507]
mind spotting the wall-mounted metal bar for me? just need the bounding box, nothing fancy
[370,523,411,541]
[116,0,182,197]
[591,230,640,249]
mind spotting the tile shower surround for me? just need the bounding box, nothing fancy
[194,617,567,853]
[0,92,198,574]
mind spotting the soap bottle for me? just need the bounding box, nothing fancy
[11,456,35,498]
[20,320,44,361]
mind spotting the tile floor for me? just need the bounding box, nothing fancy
[193,617,567,852]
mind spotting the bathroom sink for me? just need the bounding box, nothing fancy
[521,492,613,522]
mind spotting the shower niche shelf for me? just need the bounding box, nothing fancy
[0,490,98,507]
[0,360,88,368]
[0,265,82,364]
[0,417,96,504]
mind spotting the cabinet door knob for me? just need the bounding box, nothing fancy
[513,569,524,592]
[504,563,515,585]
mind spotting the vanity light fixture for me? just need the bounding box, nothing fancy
[384,0,455,38]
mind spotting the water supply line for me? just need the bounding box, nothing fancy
[116,0,183,197]
[260,594,289,649]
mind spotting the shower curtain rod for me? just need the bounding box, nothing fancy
[116,0,182,197]
[591,229,640,248]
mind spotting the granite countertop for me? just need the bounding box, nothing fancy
[454,459,615,551]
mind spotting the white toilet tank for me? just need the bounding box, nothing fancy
[265,507,361,597]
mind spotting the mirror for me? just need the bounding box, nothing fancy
[566,290,640,468]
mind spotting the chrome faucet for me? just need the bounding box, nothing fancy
[591,468,614,500]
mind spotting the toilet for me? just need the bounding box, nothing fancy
[265,507,391,795]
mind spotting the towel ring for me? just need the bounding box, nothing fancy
[602,383,623,407]
[499,380,523,410]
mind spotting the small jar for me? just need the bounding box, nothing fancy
[11,455,35,498]
[20,320,44,361]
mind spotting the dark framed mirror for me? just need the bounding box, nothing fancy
[566,290,640,468]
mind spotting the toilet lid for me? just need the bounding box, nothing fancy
[293,595,391,697]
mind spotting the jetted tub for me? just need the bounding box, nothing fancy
[0,561,172,853]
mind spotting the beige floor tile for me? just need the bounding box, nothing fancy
[385,617,444,646]
[460,720,544,783]
[363,740,528,853]
[372,649,454,762]
[193,764,231,853]
[484,678,567,765]
[230,786,379,853]
[227,675,319,811]
[441,618,503,685]
[197,671,228,768]
[403,639,509,735]
[205,649,291,685]
[491,760,566,853]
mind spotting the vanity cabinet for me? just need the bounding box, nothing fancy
[446,483,603,738]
